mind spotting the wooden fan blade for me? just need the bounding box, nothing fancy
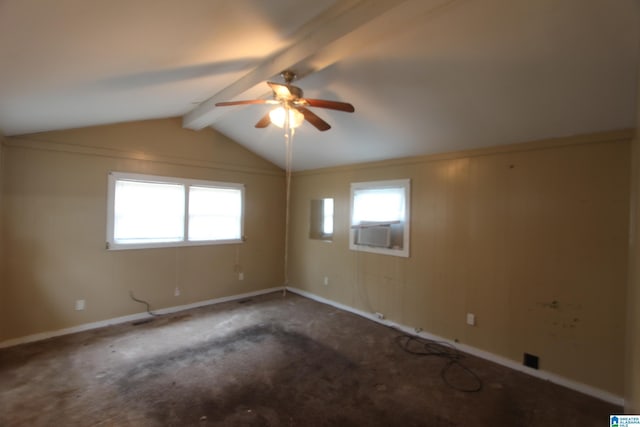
[303,98,355,112]
[297,107,331,131]
[215,99,274,107]
[254,112,271,128]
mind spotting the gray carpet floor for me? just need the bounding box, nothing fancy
[0,292,620,426]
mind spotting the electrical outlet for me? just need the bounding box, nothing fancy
[238,272,244,281]
[466,313,476,326]
[323,276,329,286]
[75,299,85,311]
[174,287,181,297]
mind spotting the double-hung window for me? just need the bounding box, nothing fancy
[107,172,244,250]
[350,179,410,257]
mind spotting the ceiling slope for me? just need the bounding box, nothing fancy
[182,0,450,130]
[1,0,638,170]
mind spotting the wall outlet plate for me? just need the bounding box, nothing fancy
[174,287,181,297]
[75,299,85,311]
[466,313,475,326]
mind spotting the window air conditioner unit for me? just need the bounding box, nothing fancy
[356,224,391,248]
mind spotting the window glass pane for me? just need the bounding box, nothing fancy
[322,198,334,235]
[108,172,245,250]
[188,186,242,241]
[353,187,405,224]
[349,179,410,257]
[114,180,184,243]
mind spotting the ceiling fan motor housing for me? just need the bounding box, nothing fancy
[285,85,303,100]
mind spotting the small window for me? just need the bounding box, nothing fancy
[107,172,244,250]
[309,198,334,240]
[323,198,334,236]
[350,179,410,257]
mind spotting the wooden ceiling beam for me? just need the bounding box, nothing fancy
[183,0,456,130]
[182,0,410,130]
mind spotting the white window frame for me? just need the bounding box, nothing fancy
[349,179,410,257]
[106,172,244,250]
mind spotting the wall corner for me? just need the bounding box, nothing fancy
[624,12,640,411]
[0,130,5,341]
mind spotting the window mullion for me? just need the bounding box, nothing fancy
[183,185,190,242]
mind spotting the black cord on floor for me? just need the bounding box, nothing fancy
[395,334,483,393]
[129,291,159,317]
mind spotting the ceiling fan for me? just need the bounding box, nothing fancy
[215,70,355,132]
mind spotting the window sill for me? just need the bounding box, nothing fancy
[106,239,244,251]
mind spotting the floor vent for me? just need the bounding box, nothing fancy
[523,353,539,369]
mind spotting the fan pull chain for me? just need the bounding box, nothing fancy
[282,110,295,297]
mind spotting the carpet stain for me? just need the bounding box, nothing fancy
[0,293,621,427]
[113,325,435,426]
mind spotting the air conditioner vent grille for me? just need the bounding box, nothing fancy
[356,225,391,248]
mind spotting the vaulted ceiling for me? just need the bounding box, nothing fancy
[0,0,638,170]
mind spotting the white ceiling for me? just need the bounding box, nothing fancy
[0,0,638,171]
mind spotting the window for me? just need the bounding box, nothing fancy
[107,172,244,250]
[323,198,334,236]
[309,198,334,240]
[350,179,410,257]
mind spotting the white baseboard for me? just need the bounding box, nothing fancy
[0,287,284,349]
[285,286,624,407]
[0,284,624,406]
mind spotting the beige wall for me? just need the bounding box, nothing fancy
[289,131,630,396]
[1,115,633,398]
[0,118,285,342]
[627,134,640,412]
[0,132,5,340]
[625,50,640,411]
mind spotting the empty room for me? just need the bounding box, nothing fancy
[1,0,640,425]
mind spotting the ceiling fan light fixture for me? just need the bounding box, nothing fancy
[216,71,353,132]
[269,106,304,129]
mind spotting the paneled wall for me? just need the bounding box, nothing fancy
[625,64,640,411]
[1,117,633,399]
[0,118,285,342]
[627,135,640,412]
[0,134,5,340]
[289,131,630,396]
